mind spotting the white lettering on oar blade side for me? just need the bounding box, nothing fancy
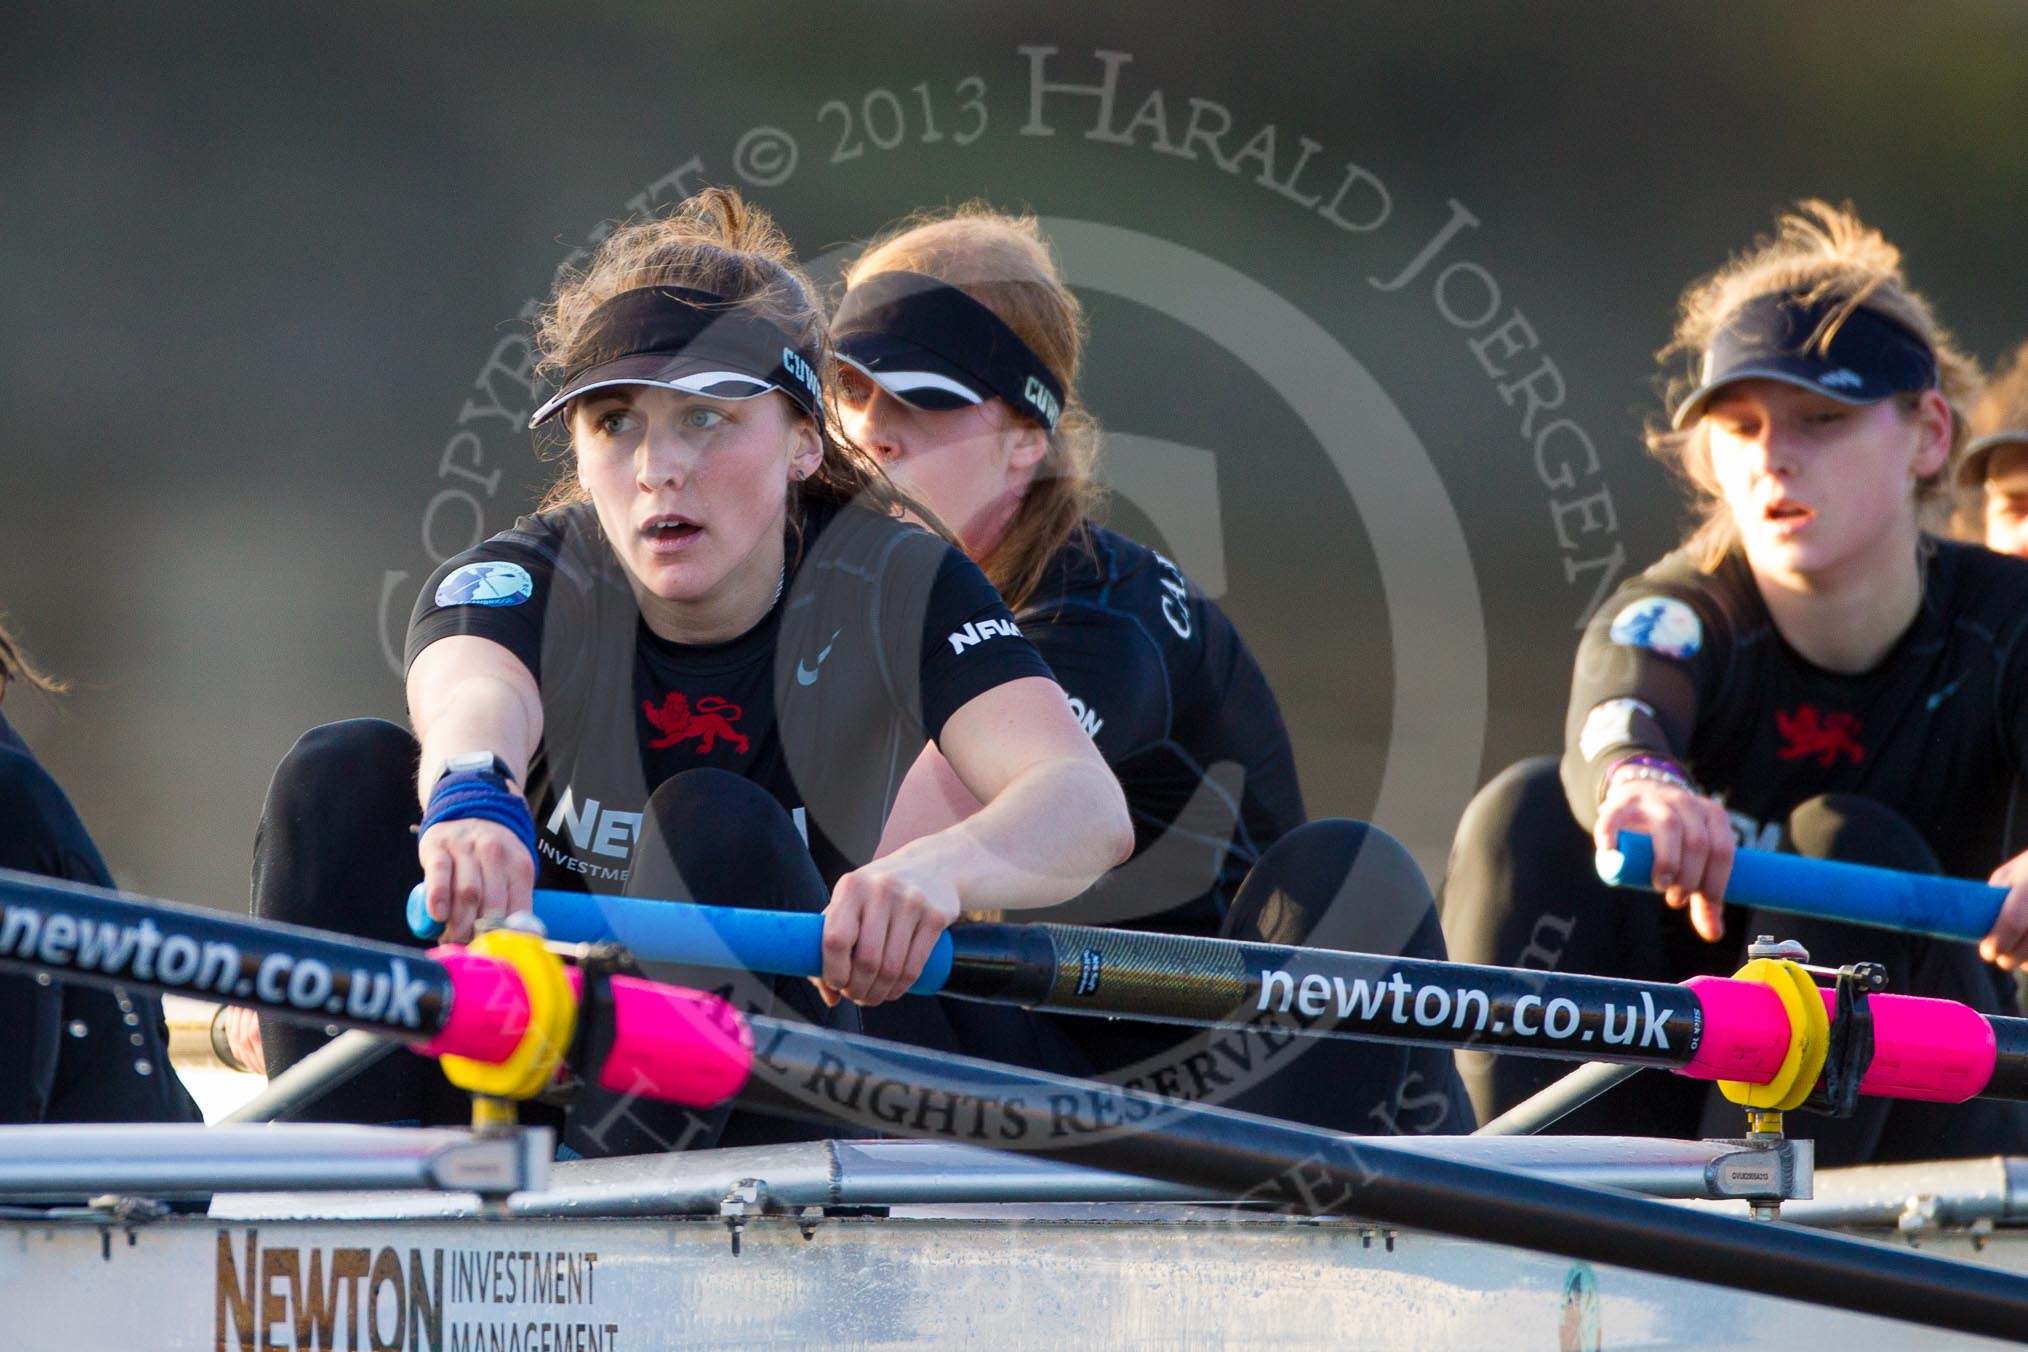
[385,960,429,1028]
[0,901,436,1032]
[1640,990,1670,1049]
[1253,963,1673,1054]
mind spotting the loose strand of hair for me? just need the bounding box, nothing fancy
[0,619,68,703]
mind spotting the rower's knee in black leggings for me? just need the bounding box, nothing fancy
[1226,818,1445,961]
[251,719,455,1124]
[1453,754,1570,838]
[266,718,417,818]
[1436,756,1721,1135]
[1215,818,1473,1134]
[1768,791,2014,1013]
[254,717,421,936]
[1754,793,1944,971]
[621,767,840,1031]
[1437,756,1641,974]
[579,768,854,1155]
[1437,753,1724,977]
[628,769,825,914]
[1782,794,1939,875]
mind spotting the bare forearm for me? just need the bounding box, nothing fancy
[875,745,984,858]
[880,756,1130,911]
[410,674,541,802]
[822,677,1129,1005]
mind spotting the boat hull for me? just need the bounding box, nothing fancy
[6,1205,2021,1351]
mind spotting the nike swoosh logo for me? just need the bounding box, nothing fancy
[796,630,841,686]
[1927,676,1967,713]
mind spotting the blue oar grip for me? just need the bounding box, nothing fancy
[1598,831,2003,943]
[407,886,443,941]
[405,884,953,994]
[1594,833,1659,891]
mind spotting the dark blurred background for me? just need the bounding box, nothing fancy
[4,2,2024,910]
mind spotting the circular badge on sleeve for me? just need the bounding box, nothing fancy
[1607,596,1701,660]
[435,561,534,608]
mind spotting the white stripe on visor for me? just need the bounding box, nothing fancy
[530,373,782,427]
[840,356,985,405]
[665,370,778,397]
[560,374,776,406]
[875,370,985,402]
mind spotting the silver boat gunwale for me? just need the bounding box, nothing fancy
[0,1123,1809,1221]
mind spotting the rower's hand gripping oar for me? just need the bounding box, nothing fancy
[1598,829,2005,942]
[407,882,2028,1112]
[0,867,754,1126]
[406,884,955,994]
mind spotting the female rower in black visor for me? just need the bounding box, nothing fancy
[236,190,1131,1154]
[1440,201,2028,1163]
[831,204,1471,1135]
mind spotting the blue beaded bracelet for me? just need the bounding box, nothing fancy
[420,770,539,867]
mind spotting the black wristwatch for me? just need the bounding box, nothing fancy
[433,751,517,793]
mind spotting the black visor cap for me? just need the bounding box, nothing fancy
[833,271,1065,431]
[531,286,822,427]
[1671,292,1938,430]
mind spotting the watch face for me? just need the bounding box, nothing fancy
[443,752,506,779]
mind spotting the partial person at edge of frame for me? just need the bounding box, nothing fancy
[1951,339,2028,559]
[0,618,199,1129]
[1438,200,2028,1165]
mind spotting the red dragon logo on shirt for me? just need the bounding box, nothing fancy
[641,693,749,755]
[1775,706,1863,767]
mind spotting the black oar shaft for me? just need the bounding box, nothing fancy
[945,922,1706,1069]
[737,1016,2028,1345]
[0,867,454,1042]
